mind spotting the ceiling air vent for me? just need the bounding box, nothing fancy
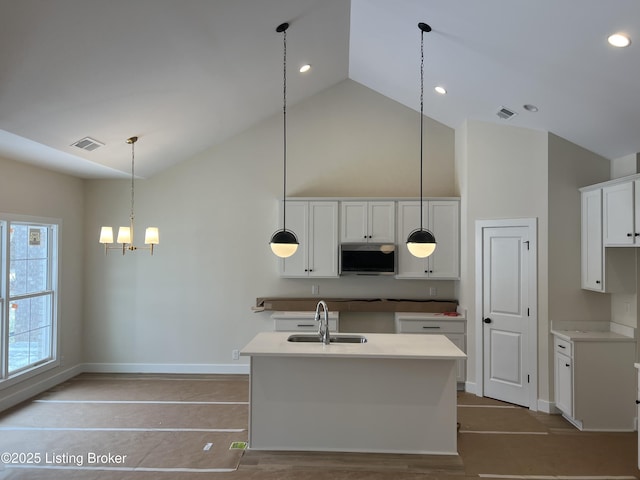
[71,136,105,152]
[496,106,517,120]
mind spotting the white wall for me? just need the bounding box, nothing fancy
[610,153,640,179]
[0,157,85,408]
[82,79,457,371]
[456,122,611,405]
[456,120,549,398]
[548,133,611,325]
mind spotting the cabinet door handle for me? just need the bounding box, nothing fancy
[558,344,566,349]
[297,324,315,327]
[422,326,441,329]
[565,363,570,367]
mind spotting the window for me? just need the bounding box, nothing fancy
[1,216,59,386]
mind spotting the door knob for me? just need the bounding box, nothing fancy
[483,318,492,324]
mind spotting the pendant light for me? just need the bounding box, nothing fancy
[406,22,437,258]
[269,22,299,258]
[99,136,159,255]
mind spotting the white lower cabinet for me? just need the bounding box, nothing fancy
[553,339,573,417]
[271,311,339,332]
[636,364,640,469]
[552,333,635,431]
[394,312,466,386]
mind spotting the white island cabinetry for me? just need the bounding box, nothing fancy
[241,332,465,454]
[395,312,466,386]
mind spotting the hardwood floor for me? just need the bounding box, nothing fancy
[0,374,637,480]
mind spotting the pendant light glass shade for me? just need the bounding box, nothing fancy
[406,228,437,258]
[270,229,299,258]
[406,22,437,259]
[270,21,299,258]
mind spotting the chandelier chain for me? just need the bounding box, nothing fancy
[130,139,135,224]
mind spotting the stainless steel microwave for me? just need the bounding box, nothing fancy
[339,243,396,275]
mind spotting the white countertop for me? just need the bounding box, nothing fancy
[551,329,634,342]
[240,332,467,360]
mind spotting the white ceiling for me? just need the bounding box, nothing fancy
[1,0,639,179]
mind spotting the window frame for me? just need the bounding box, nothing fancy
[0,214,61,390]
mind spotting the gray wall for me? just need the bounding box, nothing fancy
[82,80,457,371]
[0,157,85,408]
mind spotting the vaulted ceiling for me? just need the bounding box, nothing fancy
[1,0,639,179]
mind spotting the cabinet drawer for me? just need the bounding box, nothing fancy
[396,320,465,334]
[554,338,572,356]
[272,312,339,332]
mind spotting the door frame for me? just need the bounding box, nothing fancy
[474,218,538,410]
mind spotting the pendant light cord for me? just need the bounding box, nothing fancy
[282,25,288,231]
[419,25,425,231]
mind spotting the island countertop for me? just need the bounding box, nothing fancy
[240,332,466,360]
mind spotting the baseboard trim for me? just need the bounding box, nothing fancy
[82,362,251,375]
[0,364,84,412]
[537,398,558,414]
[464,380,477,394]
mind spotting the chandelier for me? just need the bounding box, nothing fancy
[99,136,159,255]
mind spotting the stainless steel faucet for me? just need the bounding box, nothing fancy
[315,300,330,345]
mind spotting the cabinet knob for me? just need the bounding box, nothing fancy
[565,363,570,367]
[595,280,601,284]
[627,233,633,237]
[635,233,640,237]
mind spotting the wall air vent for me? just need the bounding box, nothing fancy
[71,137,105,152]
[496,106,517,120]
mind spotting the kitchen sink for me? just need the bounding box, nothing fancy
[287,334,367,344]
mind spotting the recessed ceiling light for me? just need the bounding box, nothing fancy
[523,104,539,112]
[434,86,447,95]
[607,33,631,47]
[299,64,311,73]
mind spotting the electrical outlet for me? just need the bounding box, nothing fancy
[232,349,239,361]
[312,285,319,295]
[429,287,437,296]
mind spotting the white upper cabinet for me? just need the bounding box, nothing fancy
[280,201,339,278]
[396,200,460,279]
[580,188,604,291]
[602,180,637,245]
[340,201,395,243]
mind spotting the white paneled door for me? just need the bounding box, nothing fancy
[479,222,537,409]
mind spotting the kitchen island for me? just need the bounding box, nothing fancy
[240,331,466,454]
